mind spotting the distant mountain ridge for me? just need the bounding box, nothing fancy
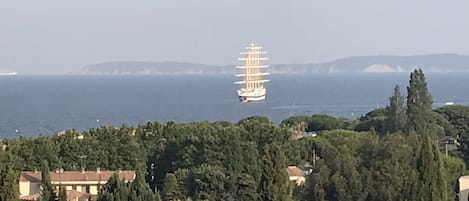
[81,54,469,75]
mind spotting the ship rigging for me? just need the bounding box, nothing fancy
[235,43,270,102]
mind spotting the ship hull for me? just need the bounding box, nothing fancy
[237,88,266,102]
[238,94,265,102]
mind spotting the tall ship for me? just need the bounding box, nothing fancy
[235,43,270,102]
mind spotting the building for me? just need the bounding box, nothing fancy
[19,169,135,201]
[458,176,469,201]
[287,166,305,185]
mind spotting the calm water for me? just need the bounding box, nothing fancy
[0,73,468,137]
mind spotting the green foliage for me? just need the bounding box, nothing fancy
[58,186,67,201]
[97,171,159,201]
[354,114,387,134]
[0,88,466,201]
[442,156,467,201]
[413,135,447,201]
[302,130,375,201]
[97,173,130,201]
[260,144,292,201]
[188,165,226,201]
[129,169,158,201]
[280,115,311,128]
[40,160,57,201]
[281,114,352,133]
[435,105,469,166]
[163,173,180,201]
[385,85,407,133]
[434,105,469,137]
[0,145,19,201]
[307,114,347,132]
[234,174,260,201]
[407,68,433,134]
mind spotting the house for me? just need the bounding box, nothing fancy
[287,166,305,185]
[458,176,469,201]
[19,169,135,201]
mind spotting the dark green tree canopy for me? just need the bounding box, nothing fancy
[407,68,433,134]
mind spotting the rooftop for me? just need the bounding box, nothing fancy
[20,170,135,183]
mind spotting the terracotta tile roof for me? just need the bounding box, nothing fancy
[287,166,304,177]
[19,170,135,183]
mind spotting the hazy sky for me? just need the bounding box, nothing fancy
[1,0,469,74]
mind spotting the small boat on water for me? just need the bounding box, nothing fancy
[445,102,455,106]
[234,43,270,102]
[0,71,17,76]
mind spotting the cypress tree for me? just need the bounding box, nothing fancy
[58,186,67,201]
[129,169,157,201]
[0,148,19,201]
[386,85,407,133]
[97,173,130,201]
[259,144,292,201]
[40,160,57,201]
[414,135,447,201]
[407,69,433,134]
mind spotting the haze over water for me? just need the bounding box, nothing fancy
[0,73,467,137]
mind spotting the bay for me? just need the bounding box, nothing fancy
[0,73,468,137]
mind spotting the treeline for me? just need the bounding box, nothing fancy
[1,69,469,201]
[1,116,298,200]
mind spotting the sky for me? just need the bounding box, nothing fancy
[1,0,469,74]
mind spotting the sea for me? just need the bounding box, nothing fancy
[0,73,468,137]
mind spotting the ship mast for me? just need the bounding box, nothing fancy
[235,43,269,89]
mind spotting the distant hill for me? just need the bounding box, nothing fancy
[81,54,469,75]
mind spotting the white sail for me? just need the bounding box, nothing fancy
[234,79,270,84]
[238,58,269,61]
[236,65,269,68]
[235,72,270,77]
[235,43,269,102]
[240,51,267,54]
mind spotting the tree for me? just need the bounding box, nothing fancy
[259,144,292,201]
[97,173,130,201]
[235,174,260,201]
[40,160,57,201]
[58,186,67,201]
[0,146,19,201]
[442,156,466,201]
[413,135,447,201]
[129,169,158,201]
[189,165,226,201]
[307,114,346,132]
[162,173,180,201]
[407,69,433,134]
[386,85,407,133]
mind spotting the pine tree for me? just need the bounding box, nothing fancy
[40,160,57,201]
[259,144,292,201]
[386,85,407,133]
[407,69,433,134]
